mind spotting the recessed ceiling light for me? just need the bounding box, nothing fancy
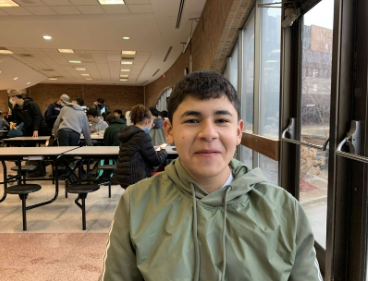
[122,37,130,40]
[27,82,31,84]
[13,77,18,80]
[69,60,81,64]
[75,68,87,71]
[49,78,57,81]
[121,69,130,72]
[99,0,125,5]
[120,74,128,77]
[122,51,136,55]
[43,36,52,40]
[58,49,74,54]
[121,61,133,65]
[0,0,19,7]
[0,71,1,73]
[81,74,90,76]
[85,78,93,81]
[120,79,128,82]
[0,50,13,54]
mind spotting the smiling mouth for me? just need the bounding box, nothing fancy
[195,150,221,154]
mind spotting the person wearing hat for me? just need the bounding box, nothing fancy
[8,89,50,138]
[45,94,70,130]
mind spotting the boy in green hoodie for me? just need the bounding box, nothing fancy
[99,71,323,281]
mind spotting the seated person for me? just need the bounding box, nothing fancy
[113,109,127,125]
[111,104,167,189]
[99,71,322,281]
[104,114,126,146]
[0,111,9,130]
[148,112,166,146]
[87,108,108,134]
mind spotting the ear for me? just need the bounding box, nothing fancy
[163,119,174,145]
[236,119,244,145]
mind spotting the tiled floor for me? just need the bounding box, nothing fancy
[0,161,124,281]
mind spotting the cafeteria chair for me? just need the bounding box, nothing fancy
[66,184,100,230]
[97,164,117,198]
[6,184,42,231]
[11,164,37,184]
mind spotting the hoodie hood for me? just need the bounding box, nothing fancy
[152,118,164,129]
[117,125,143,143]
[111,118,126,125]
[165,157,269,207]
[65,102,84,111]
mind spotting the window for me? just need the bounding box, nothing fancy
[156,87,172,112]
[259,0,281,139]
[229,42,238,90]
[299,0,334,249]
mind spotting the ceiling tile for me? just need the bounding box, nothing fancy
[77,5,104,14]
[69,0,99,5]
[14,0,46,6]
[26,6,57,15]
[0,9,9,15]
[102,4,129,14]
[41,0,72,5]
[52,6,81,14]
[124,0,150,3]
[1,7,33,15]
[127,4,152,13]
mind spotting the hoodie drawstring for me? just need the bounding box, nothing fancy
[221,186,231,281]
[191,184,232,281]
[191,183,200,281]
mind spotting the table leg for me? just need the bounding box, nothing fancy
[0,160,8,202]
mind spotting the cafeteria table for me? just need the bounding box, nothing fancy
[3,136,50,147]
[0,146,79,203]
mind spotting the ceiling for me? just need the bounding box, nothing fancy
[0,0,206,87]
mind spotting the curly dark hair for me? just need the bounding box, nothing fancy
[130,104,152,125]
[167,71,240,124]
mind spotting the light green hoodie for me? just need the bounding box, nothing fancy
[99,158,322,281]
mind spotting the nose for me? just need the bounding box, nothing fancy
[198,120,219,141]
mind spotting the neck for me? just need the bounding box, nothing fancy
[135,124,145,130]
[185,162,232,194]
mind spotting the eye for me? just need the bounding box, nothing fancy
[216,119,230,123]
[184,119,199,124]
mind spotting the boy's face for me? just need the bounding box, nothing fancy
[88,115,98,123]
[164,96,244,180]
[114,112,120,118]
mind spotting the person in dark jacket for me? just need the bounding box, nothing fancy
[45,94,70,129]
[91,97,108,118]
[113,109,127,124]
[112,104,168,188]
[104,114,126,146]
[8,89,50,137]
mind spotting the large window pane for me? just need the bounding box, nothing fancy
[259,0,281,139]
[299,0,334,249]
[242,12,255,133]
[229,43,238,91]
[259,154,278,185]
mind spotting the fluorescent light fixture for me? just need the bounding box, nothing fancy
[120,75,128,77]
[0,0,19,7]
[121,69,130,72]
[120,79,128,81]
[99,0,125,5]
[81,74,90,76]
[85,78,93,81]
[75,68,87,71]
[122,51,136,55]
[0,50,14,54]
[43,36,52,40]
[49,78,57,81]
[122,37,130,40]
[27,82,31,85]
[58,49,74,54]
[121,61,133,65]
[69,60,81,64]
[13,77,18,80]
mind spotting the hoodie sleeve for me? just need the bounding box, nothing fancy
[98,188,143,281]
[81,115,93,146]
[53,108,63,136]
[288,202,323,281]
[138,133,167,166]
[30,101,43,131]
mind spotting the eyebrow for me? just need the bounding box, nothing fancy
[180,110,233,118]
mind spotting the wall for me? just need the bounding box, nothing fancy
[25,84,144,114]
[144,0,254,107]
